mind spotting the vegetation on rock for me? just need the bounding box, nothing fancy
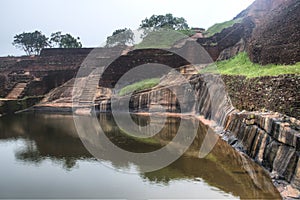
[106,13,195,47]
[135,29,187,49]
[118,78,160,96]
[204,18,242,37]
[201,52,300,78]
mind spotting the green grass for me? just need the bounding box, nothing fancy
[204,18,242,37]
[135,29,187,49]
[119,78,160,96]
[201,52,300,78]
[177,29,196,37]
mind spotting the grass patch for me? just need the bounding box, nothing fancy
[135,29,187,49]
[200,52,300,78]
[204,18,242,37]
[119,78,160,96]
[177,29,196,37]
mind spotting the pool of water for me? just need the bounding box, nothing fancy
[0,113,280,199]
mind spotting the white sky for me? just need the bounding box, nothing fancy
[0,0,255,56]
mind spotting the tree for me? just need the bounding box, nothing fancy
[49,31,62,47]
[140,13,189,30]
[12,31,49,55]
[50,32,82,48]
[105,28,134,47]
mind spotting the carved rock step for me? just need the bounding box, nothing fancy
[5,83,28,99]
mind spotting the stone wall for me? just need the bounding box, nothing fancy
[25,70,77,97]
[0,75,6,95]
[40,48,93,57]
[0,48,89,99]
[222,74,300,119]
[99,48,190,88]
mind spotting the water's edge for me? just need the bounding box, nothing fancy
[96,74,300,199]
[27,73,300,198]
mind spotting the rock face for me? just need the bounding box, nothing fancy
[247,0,300,64]
[99,48,190,88]
[200,0,300,65]
[234,0,288,25]
[108,73,234,127]
[224,111,300,192]
[197,17,255,61]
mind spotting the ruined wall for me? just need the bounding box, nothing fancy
[0,56,20,69]
[222,74,300,119]
[99,48,190,88]
[0,48,89,98]
[0,75,6,95]
[25,70,77,96]
[40,48,93,57]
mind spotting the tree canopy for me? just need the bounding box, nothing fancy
[105,14,191,47]
[139,13,189,30]
[105,28,134,47]
[50,32,82,48]
[13,31,82,55]
[12,31,49,55]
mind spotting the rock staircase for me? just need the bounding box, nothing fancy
[5,83,28,99]
[78,73,101,105]
[179,64,204,79]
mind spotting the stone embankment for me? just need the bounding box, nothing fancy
[223,111,300,197]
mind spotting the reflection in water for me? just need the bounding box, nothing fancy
[0,113,92,170]
[0,113,281,199]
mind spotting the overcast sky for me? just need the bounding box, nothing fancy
[0,0,255,56]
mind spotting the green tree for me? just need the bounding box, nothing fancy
[50,32,82,48]
[140,13,189,30]
[12,31,49,55]
[105,28,134,47]
[49,31,62,47]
